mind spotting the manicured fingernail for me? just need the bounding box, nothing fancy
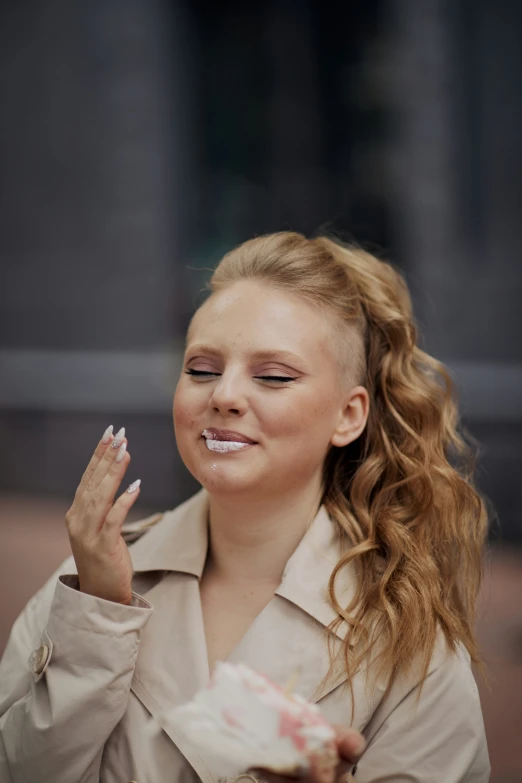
[111,427,125,448]
[127,479,141,494]
[115,442,127,463]
[101,425,113,444]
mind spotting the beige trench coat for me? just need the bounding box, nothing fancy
[0,487,490,783]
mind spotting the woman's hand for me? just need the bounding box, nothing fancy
[65,425,141,605]
[249,725,366,783]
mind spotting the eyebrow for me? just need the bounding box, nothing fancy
[184,344,305,365]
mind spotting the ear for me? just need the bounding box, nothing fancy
[330,385,370,448]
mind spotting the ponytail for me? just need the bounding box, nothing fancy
[316,236,488,707]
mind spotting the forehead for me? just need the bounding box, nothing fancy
[186,281,337,364]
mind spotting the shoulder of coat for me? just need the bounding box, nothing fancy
[121,511,165,544]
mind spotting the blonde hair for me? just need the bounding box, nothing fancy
[203,231,488,710]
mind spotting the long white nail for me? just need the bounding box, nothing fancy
[115,442,127,463]
[127,479,141,494]
[111,427,125,449]
[101,425,113,444]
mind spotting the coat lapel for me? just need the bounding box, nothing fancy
[127,491,215,782]
[131,572,209,706]
[130,573,216,783]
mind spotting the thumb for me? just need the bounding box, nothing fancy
[332,725,366,762]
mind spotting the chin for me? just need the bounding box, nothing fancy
[198,467,270,495]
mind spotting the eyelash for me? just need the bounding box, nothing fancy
[184,370,295,383]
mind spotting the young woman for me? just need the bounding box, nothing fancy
[0,232,490,783]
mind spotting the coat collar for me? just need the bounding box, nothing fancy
[129,487,357,641]
[129,489,209,577]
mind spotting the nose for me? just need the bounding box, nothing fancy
[208,369,248,415]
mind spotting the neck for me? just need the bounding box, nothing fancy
[204,479,324,586]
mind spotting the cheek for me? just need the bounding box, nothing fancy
[268,392,333,442]
[172,384,183,423]
[173,383,199,431]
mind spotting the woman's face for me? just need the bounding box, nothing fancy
[173,280,368,498]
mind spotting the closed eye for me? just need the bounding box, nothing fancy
[184,370,295,383]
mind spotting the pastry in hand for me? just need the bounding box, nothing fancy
[168,662,339,779]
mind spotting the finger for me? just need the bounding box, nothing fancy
[332,726,366,763]
[101,477,142,545]
[74,424,116,503]
[75,426,126,510]
[260,758,338,783]
[82,426,127,495]
[249,767,302,783]
[79,443,132,535]
[75,430,128,518]
[334,759,355,783]
[249,762,351,783]
[309,752,338,783]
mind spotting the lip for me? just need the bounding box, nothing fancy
[202,428,257,444]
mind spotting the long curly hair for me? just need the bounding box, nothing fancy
[204,230,489,711]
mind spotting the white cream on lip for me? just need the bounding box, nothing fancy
[205,439,252,453]
[202,429,255,454]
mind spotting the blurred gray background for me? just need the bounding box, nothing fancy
[0,2,521,781]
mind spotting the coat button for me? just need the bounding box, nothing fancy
[33,644,49,675]
[231,776,259,783]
